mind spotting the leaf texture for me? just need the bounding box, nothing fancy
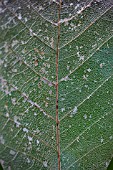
[0,0,113,170]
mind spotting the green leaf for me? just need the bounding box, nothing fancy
[0,163,3,170]
[0,0,113,170]
[107,157,113,170]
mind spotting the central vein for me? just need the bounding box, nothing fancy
[56,1,62,170]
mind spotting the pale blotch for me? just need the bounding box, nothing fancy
[0,6,4,14]
[11,98,17,105]
[83,114,87,119]
[70,106,77,117]
[61,98,65,101]
[28,136,33,145]
[109,136,112,140]
[29,29,36,37]
[14,116,21,127]
[67,65,70,70]
[100,63,105,68]
[87,68,92,72]
[10,150,16,155]
[11,40,18,47]
[100,137,104,143]
[83,74,88,80]
[61,75,71,82]
[5,112,9,117]
[24,17,28,22]
[84,84,88,88]
[40,78,53,87]
[43,161,48,168]
[89,114,92,119]
[0,135,5,144]
[36,139,40,145]
[0,58,4,66]
[4,42,9,53]
[70,3,73,6]
[8,166,11,170]
[61,108,65,112]
[12,68,17,73]
[39,5,44,11]
[28,136,32,141]
[26,158,31,163]
[23,128,29,133]
[18,13,22,20]
[77,51,84,61]
[76,136,80,142]
[49,90,52,95]
[105,161,109,167]
[34,112,37,116]
[45,102,48,107]
[50,37,54,48]
[0,160,4,168]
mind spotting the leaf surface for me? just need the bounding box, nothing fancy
[0,0,113,170]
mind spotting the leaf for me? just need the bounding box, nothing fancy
[107,157,113,170]
[0,163,3,170]
[0,0,113,170]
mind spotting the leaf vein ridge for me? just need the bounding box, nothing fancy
[59,34,113,83]
[60,5,113,49]
[60,74,113,121]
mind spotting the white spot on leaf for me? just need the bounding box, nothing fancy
[23,128,29,133]
[43,161,48,168]
[18,13,22,20]
[70,106,77,117]
[61,76,71,82]
[10,150,16,155]
[83,114,87,119]
[109,136,112,140]
[36,140,40,145]
[61,108,65,112]
[100,137,104,143]
[0,135,5,144]
[11,40,18,47]
[14,116,21,127]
